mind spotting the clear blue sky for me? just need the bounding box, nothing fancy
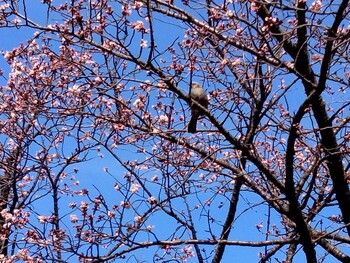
[0,1,348,262]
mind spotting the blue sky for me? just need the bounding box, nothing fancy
[1,1,349,262]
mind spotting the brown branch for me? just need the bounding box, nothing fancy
[317,238,350,262]
[318,0,350,93]
[90,238,297,262]
[285,90,319,263]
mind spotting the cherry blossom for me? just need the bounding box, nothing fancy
[0,0,348,262]
[310,0,322,11]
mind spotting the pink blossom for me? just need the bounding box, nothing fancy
[106,5,113,15]
[21,191,28,198]
[70,214,78,223]
[251,1,260,12]
[310,0,322,11]
[120,201,131,209]
[130,183,141,193]
[38,215,49,224]
[130,21,147,33]
[147,196,157,204]
[4,51,14,62]
[133,98,145,110]
[80,201,89,214]
[0,4,9,11]
[330,215,341,223]
[140,39,148,48]
[134,216,142,223]
[17,248,29,260]
[1,209,12,222]
[157,115,168,125]
[122,4,132,16]
[95,76,103,84]
[132,1,144,9]
[256,222,264,230]
[311,54,323,61]
[182,245,195,258]
[68,85,81,95]
[103,40,119,49]
[151,175,158,182]
[12,17,22,25]
[113,123,125,131]
[146,225,154,231]
[108,211,115,218]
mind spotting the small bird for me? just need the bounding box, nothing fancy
[188,82,208,133]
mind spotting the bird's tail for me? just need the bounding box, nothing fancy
[188,115,198,133]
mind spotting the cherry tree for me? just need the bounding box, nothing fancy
[0,0,350,262]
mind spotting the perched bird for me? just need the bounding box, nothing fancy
[188,82,208,133]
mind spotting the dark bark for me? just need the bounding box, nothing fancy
[212,179,242,263]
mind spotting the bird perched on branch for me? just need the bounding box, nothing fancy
[188,82,208,133]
